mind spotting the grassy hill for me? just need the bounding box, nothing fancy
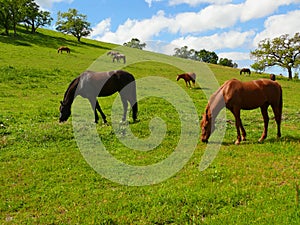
[0,27,299,224]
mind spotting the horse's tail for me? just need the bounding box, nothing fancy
[279,85,283,120]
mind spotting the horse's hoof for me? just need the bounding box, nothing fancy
[234,140,240,145]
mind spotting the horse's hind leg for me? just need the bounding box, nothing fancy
[120,95,128,122]
[271,104,282,139]
[259,104,269,142]
[95,100,107,124]
[231,108,246,144]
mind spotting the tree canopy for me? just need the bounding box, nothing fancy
[123,38,146,50]
[250,33,300,79]
[173,46,236,67]
[56,8,92,42]
[0,0,52,35]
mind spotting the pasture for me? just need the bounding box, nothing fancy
[0,28,299,224]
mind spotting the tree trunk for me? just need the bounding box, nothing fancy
[287,67,293,79]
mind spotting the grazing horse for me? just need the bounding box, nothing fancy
[201,79,282,145]
[240,68,251,75]
[58,46,70,53]
[176,72,196,88]
[113,53,126,64]
[59,70,138,124]
[270,74,276,81]
[107,51,119,56]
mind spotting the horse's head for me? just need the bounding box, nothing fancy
[200,106,215,143]
[176,75,181,81]
[59,101,71,123]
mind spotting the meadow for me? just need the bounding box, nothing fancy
[0,28,299,224]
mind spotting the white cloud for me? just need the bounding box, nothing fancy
[253,10,300,46]
[90,18,111,38]
[35,0,73,9]
[170,4,241,34]
[240,0,300,22]
[169,30,255,51]
[218,52,250,61]
[145,0,162,7]
[169,0,232,6]
[92,11,171,44]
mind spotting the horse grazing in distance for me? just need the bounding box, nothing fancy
[58,46,70,53]
[176,72,196,88]
[201,79,282,145]
[240,68,251,75]
[113,53,126,64]
[59,70,138,124]
[107,51,126,63]
[270,74,276,81]
[107,51,119,56]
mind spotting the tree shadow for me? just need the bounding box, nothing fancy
[0,27,113,51]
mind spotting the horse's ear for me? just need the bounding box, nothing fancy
[60,101,64,105]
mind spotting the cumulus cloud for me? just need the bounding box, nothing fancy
[169,0,232,6]
[35,0,73,9]
[240,0,300,22]
[253,10,300,46]
[92,11,171,44]
[145,0,162,7]
[218,52,250,61]
[169,30,255,51]
[91,0,299,56]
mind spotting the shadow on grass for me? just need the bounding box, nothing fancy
[0,27,112,51]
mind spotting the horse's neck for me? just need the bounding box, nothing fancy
[208,87,225,120]
[63,77,79,106]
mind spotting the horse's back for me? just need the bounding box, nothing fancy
[222,79,281,109]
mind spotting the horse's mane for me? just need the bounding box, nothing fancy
[206,84,226,120]
[62,76,80,105]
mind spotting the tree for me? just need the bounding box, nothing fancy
[218,58,238,68]
[173,46,192,59]
[56,8,92,42]
[23,0,52,33]
[196,49,218,64]
[4,0,26,36]
[250,33,300,79]
[250,61,265,74]
[0,0,11,35]
[123,38,146,49]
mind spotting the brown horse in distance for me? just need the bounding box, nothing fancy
[176,72,196,88]
[59,70,138,124]
[270,74,276,81]
[58,46,70,53]
[201,79,282,145]
[240,68,251,75]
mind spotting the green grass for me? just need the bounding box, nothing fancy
[0,27,299,224]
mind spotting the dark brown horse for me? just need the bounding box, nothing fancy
[176,72,196,88]
[270,74,276,81]
[58,46,70,53]
[59,70,138,124]
[201,79,282,144]
[240,68,251,75]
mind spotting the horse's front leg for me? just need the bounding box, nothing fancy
[95,100,107,124]
[231,108,245,144]
[259,104,269,142]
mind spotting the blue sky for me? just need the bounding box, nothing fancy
[36,0,300,75]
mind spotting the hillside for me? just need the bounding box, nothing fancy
[0,28,299,224]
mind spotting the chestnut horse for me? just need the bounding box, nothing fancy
[59,70,138,124]
[58,46,70,53]
[201,79,282,144]
[176,72,196,88]
[240,68,251,75]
